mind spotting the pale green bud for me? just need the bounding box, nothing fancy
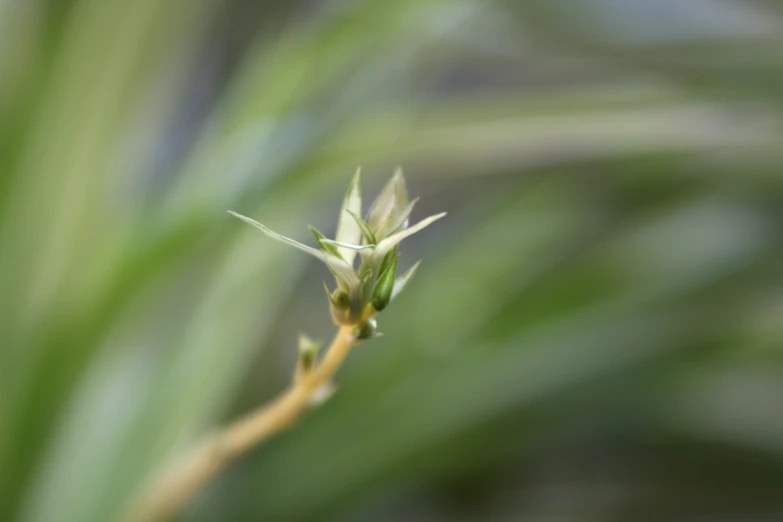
[228,167,444,326]
[325,283,355,325]
[353,318,378,340]
[297,334,321,372]
[372,254,399,311]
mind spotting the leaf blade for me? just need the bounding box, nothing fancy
[228,211,359,286]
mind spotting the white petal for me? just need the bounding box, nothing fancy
[366,168,407,233]
[228,211,359,286]
[376,197,418,239]
[335,167,362,265]
[391,260,420,302]
[375,212,447,258]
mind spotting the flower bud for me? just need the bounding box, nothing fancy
[229,168,445,331]
[332,289,351,310]
[353,318,377,340]
[371,254,399,311]
[297,334,321,372]
[325,283,355,325]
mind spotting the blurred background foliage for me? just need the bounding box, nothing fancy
[1,0,783,521]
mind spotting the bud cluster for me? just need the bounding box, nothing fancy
[229,168,445,340]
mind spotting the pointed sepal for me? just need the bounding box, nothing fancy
[309,226,344,260]
[324,282,351,310]
[391,260,420,302]
[375,212,447,258]
[347,210,377,245]
[335,167,362,265]
[379,197,419,238]
[367,168,408,236]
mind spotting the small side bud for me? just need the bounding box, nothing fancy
[372,254,399,311]
[353,318,378,340]
[295,334,322,383]
[333,290,350,309]
[325,282,357,325]
[324,282,351,309]
[298,334,321,372]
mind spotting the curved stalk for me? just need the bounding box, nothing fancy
[127,326,356,522]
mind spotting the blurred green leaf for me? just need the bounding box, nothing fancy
[3,1,783,522]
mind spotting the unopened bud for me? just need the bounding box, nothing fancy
[297,334,321,372]
[372,254,399,311]
[353,318,378,340]
[324,282,357,326]
[333,290,350,309]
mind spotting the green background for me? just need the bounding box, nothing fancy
[2,1,783,521]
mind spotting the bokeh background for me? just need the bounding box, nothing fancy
[2,1,783,521]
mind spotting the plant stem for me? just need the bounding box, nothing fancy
[127,325,356,522]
